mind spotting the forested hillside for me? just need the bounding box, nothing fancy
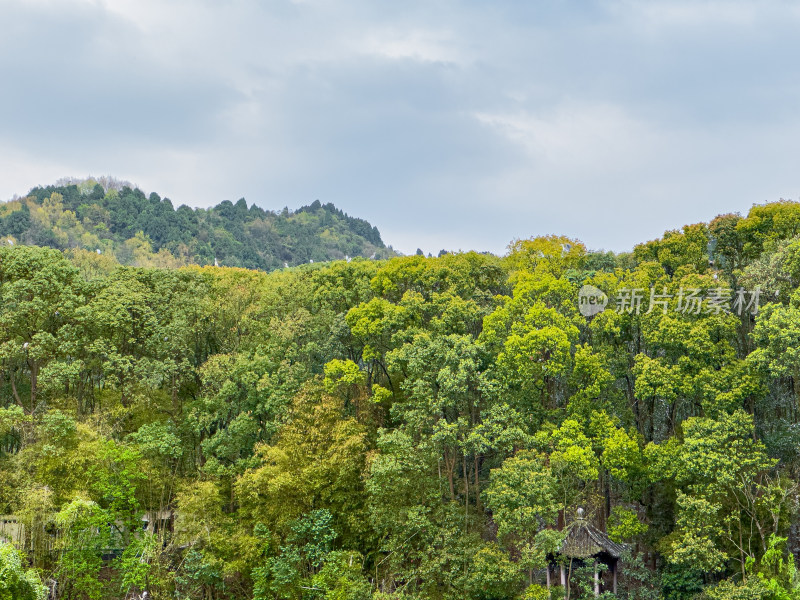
[3,200,800,600]
[0,177,392,270]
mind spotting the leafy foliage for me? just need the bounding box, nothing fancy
[0,193,799,600]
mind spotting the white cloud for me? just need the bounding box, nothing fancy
[357,29,463,64]
[473,103,658,176]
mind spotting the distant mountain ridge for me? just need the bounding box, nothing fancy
[0,178,394,270]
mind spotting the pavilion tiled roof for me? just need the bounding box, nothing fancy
[559,508,627,559]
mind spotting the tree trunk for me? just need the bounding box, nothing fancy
[10,369,22,408]
[28,359,38,411]
[473,455,481,510]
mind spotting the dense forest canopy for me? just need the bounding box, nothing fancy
[0,177,392,271]
[2,192,800,600]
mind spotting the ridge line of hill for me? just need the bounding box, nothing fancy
[0,177,395,270]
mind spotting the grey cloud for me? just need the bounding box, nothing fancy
[0,1,241,151]
[1,0,800,256]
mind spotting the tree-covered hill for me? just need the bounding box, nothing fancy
[0,177,393,270]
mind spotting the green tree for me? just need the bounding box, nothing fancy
[0,542,46,600]
[650,410,794,577]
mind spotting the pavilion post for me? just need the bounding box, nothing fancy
[612,560,618,594]
[593,560,599,597]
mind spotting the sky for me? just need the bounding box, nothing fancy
[1,0,799,256]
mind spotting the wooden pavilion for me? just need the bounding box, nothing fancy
[548,508,627,597]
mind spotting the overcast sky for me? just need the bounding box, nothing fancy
[1,0,799,255]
